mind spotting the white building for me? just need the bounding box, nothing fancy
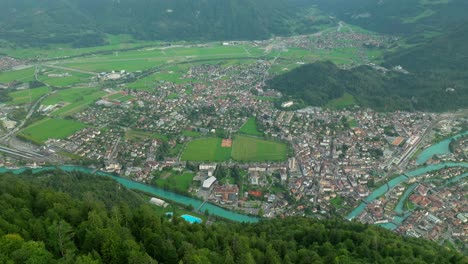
[202,176,217,189]
[149,197,169,208]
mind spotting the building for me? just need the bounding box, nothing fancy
[149,197,169,208]
[202,176,217,189]
[214,184,239,202]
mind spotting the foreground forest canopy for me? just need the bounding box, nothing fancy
[0,171,465,264]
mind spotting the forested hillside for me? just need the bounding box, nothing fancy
[312,0,468,37]
[267,60,468,112]
[0,0,330,47]
[0,171,465,263]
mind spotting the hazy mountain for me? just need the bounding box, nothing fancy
[0,0,331,47]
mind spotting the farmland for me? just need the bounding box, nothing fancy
[231,135,288,162]
[7,86,50,105]
[0,67,35,83]
[18,118,86,144]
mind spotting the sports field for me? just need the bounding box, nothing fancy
[18,118,86,144]
[181,138,231,162]
[231,135,287,161]
[181,135,287,162]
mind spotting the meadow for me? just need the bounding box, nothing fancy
[154,172,194,193]
[42,87,106,117]
[18,118,86,144]
[38,69,92,87]
[0,67,35,83]
[231,135,287,162]
[181,138,231,162]
[58,44,263,73]
[325,93,357,109]
[7,86,50,105]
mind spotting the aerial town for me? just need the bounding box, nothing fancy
[0,27,466,251]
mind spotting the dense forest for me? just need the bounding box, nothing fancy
[0,0,330,48]
[311,0,468,37]
[0,170,465,263]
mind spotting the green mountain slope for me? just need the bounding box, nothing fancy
[267,60,468,112]
[0,0,331,47]
[0,171,465,263]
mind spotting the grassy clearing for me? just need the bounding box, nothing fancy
[239,117,263,136]
[18,118,86,144]
[7,86,50,105]
[231,135,287,162]
[330,196,345,209]
[155,172,194,192]
[0,67,35,83]
[38,70,92,87]
[348,118,358,128]
[125,129,168,141]
[181,138,231,162]
[325,93,357,109]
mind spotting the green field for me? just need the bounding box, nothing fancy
[155,172,194,192]
[18,118,86,144]
[182,130,202,137]
[181,138,231,161]
[231,135,287,162]
[325,93,357,109]
[58,44,262,73]
[239,117,263,136]
[42,87,106,117]
[38,70,92,87]
[7,86,50,105]
[0,67,35,83]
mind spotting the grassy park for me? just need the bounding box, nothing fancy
[181,135,287,162]
[231,135,287,162]
[238,117,263,136]
[181,138,231,162]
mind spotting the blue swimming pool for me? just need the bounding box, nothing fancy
[181,214,202,224]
